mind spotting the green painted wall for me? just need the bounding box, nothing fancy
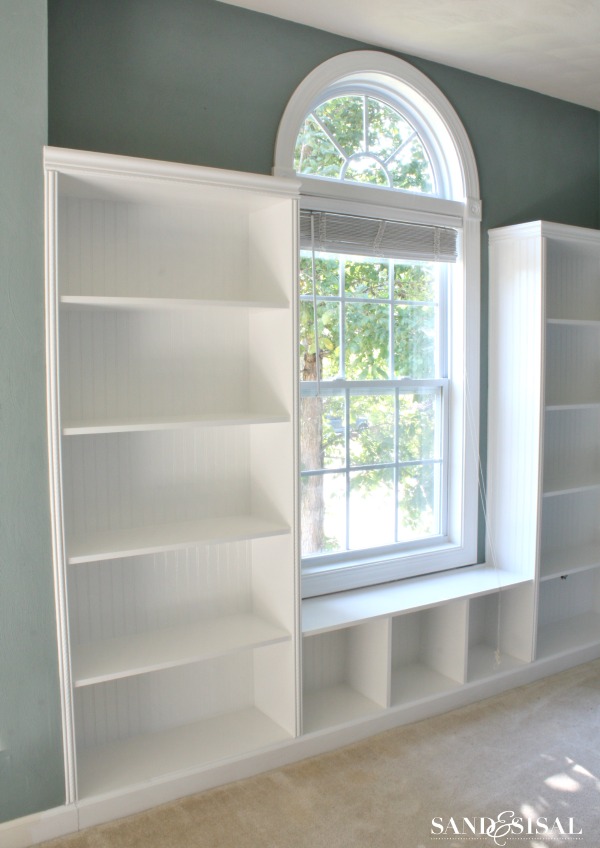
[48,0,599,231]
[0,0,65,824]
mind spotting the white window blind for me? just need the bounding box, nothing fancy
[300,210,458,262]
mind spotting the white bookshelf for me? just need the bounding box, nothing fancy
[41,155,600,831]
[45,147,300,802]
[488,221,600,667]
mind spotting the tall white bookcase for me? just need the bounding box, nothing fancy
[40,149,600,841]
[44,147,300,804]
[488,220,600,664]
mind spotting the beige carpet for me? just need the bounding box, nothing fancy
[43,660,600,848]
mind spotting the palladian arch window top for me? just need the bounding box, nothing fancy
[294,95,436,193]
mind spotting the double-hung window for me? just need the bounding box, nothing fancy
[274,52,482,597]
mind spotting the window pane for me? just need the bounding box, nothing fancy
[295,114,344,179]
[301,472,346,556]
[314,95,365,158]
[300,394,346,472]
[393,303,435,378]
[349,392,394,466]
[388,136,434,193]
[397,390,440,462]
[397,463,440,541]
[345,258,389,299]
[349,469,395,549]
[299,300,341,380]
[367,97,414,160]
[344,155,389,187]
[394,262,436,302]
[299,253,340,297]
[345,302,390,379]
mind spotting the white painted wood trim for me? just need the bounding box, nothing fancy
[44,168,78,804]
[0,806,78,848]
[44,146,301,198]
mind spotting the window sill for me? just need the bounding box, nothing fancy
[302,564,532,636]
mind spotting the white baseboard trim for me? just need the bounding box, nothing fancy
[4,645,600,846]
[0,806,78,848]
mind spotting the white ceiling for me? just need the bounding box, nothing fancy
[218,0,600,112]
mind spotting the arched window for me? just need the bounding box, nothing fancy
[275,52,482,598]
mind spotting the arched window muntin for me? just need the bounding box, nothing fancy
[276,53,481,598]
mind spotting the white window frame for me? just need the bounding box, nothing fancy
[274,52,482,598]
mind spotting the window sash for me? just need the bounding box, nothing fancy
[300,380,448,562]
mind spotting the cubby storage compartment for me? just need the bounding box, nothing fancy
[302,622,388,733]
[545,323,600,409]
[466,587,535,681]
[390,602,466,705]
[74,643,295,798]
[543,407,600,495]
[537,569,600,659]
[67,538,294,688]
[540,490,600,580]
[59,303,291,433]
[61,428,290,563]
[544,237,600,323]
[45,148,299,802]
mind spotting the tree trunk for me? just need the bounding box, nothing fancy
[301,352,325,555]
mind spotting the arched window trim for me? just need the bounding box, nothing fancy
[274,51,480,207]
[276,52,482,598]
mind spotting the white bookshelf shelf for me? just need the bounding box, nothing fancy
[62,411,290,436]
[543,474,600,498]
[546,402,600,412]
[536,611,600,660]
[67,515,291,564]
[60,294,289,311]
[302,684,384,734]
[72,613,291,687]
[77,707,292,798]
[540,544,600,581]
[391,662,460,706]
[466,645,526,682]
[546,317,600,328]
